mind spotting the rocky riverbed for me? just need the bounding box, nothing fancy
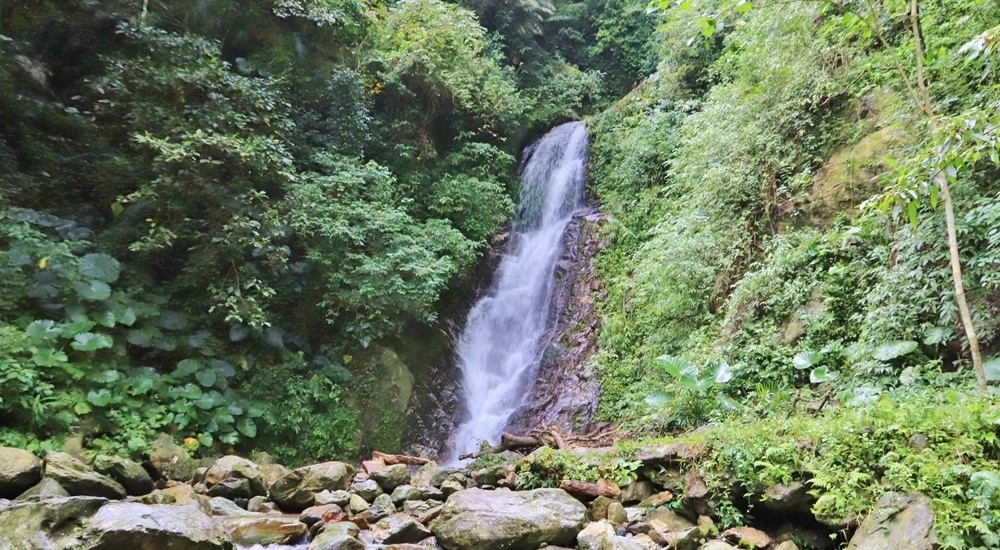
[0,440,936,550]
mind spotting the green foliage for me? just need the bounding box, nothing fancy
[515,446,642,489]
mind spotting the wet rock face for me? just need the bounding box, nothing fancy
[432,488,587,550]
[506,212,608,436]
[270,462,356,512]
[84,502,233,550]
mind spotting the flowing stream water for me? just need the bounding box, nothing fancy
[450,121,589,461]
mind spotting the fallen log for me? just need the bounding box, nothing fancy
[372,451,431,466]
[459,432,542,460]
[560,479,621,500]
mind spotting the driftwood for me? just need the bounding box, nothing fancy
[559,479,621,500]
[372,451,431,466]
[459,426,619,461]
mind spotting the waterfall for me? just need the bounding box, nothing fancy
[450,121,589,461]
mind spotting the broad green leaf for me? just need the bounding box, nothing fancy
[847,384,882,406]
[210,359,236,379]
[715,394,743,411]
[194,393,216,410]
[712,361,733,384]
[78,253,121,283]
[655,355,697,379]
[874,340,918,362]
[26,320,62,340]
[92,310,116,328]
[73,279,112,301]
[169,383,202,400]
[809,366,837,384]
[899,366,919,386]
[86,389,113,407]
[74,401,92,415]
[793,351,821,369]
[197,433,213,447]
[90,369,121,384]
[922,326,950,346]
[984,357,1000,382]
[175,359,202,377]
[32,347,68,367]
[62,320,97,338]
[237,418,257,438]
[71,332,113,351]
[906,201,918,228]
[645,391,674,406]
[8,247,32,266]
[125,328,154,347]
[158,310,189,331]
[195,369,217,387]
[220,431,239,445]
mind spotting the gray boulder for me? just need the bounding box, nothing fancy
[578,520,645,550]
[15,477,70,501]
[148,434,200,482]
[92,455,153,496]
[847,493,936,550]
[372,464,411,492]
[45,452,126,499]
[204,456,267,497]
[208,496,253,517]
[432,488,586,550]
[310,521,364,550]
[0,496,108,550]
[371,515,433,545]
[82,502,232,549]
[349,478,383,502]
[220,515,309,546]
[0,447,42,499]
[269,461,356,512]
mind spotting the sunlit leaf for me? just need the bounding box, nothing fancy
[71,332,113,351]
[874,340,918,361]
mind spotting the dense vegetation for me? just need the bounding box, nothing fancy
[584,0,1000,546]
[3,0,1000,545]
[0,0,652,461]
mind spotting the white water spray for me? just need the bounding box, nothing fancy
[450,121,589,460]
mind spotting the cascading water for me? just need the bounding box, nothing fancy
[450,121,589,461]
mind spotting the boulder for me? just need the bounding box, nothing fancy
[248,496,280,513]
[148,434,200,482]
[316,489,352,506]
[371,515,433,545]
[310,531,365,550]
[646,508,695,532]
[846,493,936,550]
[412,462,455,488]
[577,520,644,550]
[300,503,347,526]
[221,515,309,546]
[350,479,383,502]
[404,499,438,517]
[620,480,656,505]
[16,477,70,501]
[208,478,253,500]
[270,461,356,512]
[681,470,712,517]
[0,496,108,549]
[44,452,126,499]
[698,542,737,550]
[208,496,253,517]
[721,526,771,549]
[637,491,674,508]
[470,465,507,487]
[440,478,464,497]
[92,455,154,496]
[775,542,800,550]
[82,502,231,549]
[759,481,811,512]
[204,456,267,497]
[391,484,444,505]
[634,442,695,467]
[607,502,628,526]
[432,488,586,550]
[310,521,364,550]
[372,464,411,492]
[587,496,614,521]
[348,493,370,514]
[0,447,42,499]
